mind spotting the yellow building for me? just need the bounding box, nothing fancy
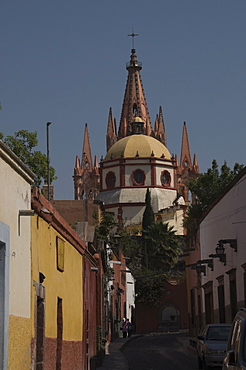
[31,187,88,370]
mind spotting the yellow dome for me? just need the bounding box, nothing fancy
[132,116,143,122]
[105,135,171,160]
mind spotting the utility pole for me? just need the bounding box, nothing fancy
[46,122,52,201]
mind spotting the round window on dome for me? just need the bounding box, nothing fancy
[131,169,145,186]
[106,171,116,189]
[161,170,171,187]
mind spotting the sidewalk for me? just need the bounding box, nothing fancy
[96,336,133,370]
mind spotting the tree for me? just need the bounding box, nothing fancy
[135,270,166,306]
[142,188,155,268]
[133,222,182,306]
[95,211,118,246]
[117,228,142,273]
[184,160,244,240]
[0,130,57,186]
[188,160,244,211]
[144,222,182,272]
[142,188,154,231]
[95,191,184,306]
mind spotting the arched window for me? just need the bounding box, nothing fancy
[131,169,145,186]
[105,171,116,189]
[133,103,138,117]
[161,170,171,187]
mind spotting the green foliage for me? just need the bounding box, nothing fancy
[118,228,143,273]
[183,203,203,242]
[95,212,119,245]
[135,221,182,305]
[96,207,183,306]
[135,269,166,306]
[143,222,182,271]
[142,188,154,231]
[0,130,57,186]
[188,160,244,211]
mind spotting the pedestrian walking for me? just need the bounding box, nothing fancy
[127,322,134,337]
[122,319,129,338]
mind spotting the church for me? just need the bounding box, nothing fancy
[73,43,199,233]
[73,39,199,332]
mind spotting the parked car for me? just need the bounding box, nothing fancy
[223,308,246,369]
[197,323,231,369]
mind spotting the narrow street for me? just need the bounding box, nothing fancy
[122,333,198,370]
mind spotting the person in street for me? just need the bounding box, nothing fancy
[127,321,134,337]
[122,318,129,338]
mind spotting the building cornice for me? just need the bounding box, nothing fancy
[31,187,96,260]
[0,140,35,184]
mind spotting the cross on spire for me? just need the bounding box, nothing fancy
[128,28,139,49]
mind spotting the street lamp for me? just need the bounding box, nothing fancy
[209,242,227,265]
[46,122,52,201]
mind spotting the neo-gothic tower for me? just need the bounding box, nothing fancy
[73,123,100,200]
[74,47,199,206]
[106,48,167,150]
[105,47,199,203]
[177,122,199,203]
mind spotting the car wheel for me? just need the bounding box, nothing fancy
[197,355,203,369]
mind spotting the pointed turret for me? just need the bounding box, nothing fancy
[94,155,99,170]
[180,121,192,169]
[81,123,93,170]
[106,107,117,151]
[177,122,199,203]
[118,48,152,139]
[193,153,199,173]
[73,124,100,200]
[154,106,166,146]
[75,155,81,172]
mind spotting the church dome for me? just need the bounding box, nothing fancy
[132,116,143,123]
[105,134,171,160]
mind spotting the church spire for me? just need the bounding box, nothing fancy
[81,123,93,170]
[106,107,117,151]
[73,123,100,200]
[154,106,166,146]
[180,121,192,169]
[177,122,199,203]
[118,40,152,139]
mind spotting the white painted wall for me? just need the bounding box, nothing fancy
[124,164,151,186]
[103,166,120,189]
[155,166,175,187]
[200,171,246,313]
[0,143,34,318]
[126,269,135,323]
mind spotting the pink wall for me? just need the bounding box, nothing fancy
[136,280,188,334]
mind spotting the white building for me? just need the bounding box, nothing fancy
[199,167,246,324]
[97,118,185,228]
[0,140,35,369]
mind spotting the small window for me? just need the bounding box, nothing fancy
[161,170,171,187]
[131,169,145,186]
[56,237,65,272]
[106,171,116,189]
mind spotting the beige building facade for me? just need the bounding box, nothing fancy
[0,140,35,370]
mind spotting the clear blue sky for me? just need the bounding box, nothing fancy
[1,1,246,199]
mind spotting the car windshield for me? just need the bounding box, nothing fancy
[206,326,231,341]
